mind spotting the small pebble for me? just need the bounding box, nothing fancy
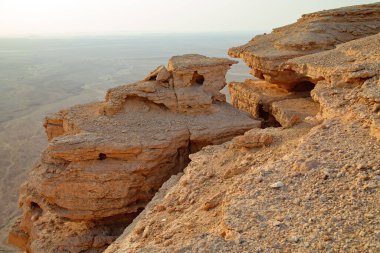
[270,181,285,189]
[289,235,300,243]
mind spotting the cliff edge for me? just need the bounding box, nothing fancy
[106,3,379,253]
[8,54,260,252]
[8,3,380,253]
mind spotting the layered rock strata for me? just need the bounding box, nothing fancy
[228,80,315,127]
[228,3,380,87]
[106,3,380,252]
[9,54,260,252]
[228,3,380,129]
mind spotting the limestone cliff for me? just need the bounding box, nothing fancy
[8,54,260,252]
[8,3,380,253]
[105,3,379,253]
[228,3,380,88]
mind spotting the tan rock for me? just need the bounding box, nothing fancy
[9,55,259,252]
[284,33,380,140]
[156,67,171,82]
[168,54,238,112]
[271,98,320,127]
[103,54,238,115]
[144,65,171,82]
[229,79,311,118]
[231,130,273,149]
[228,3,380,87]
[105,4,380,253]
[9,3,380,253]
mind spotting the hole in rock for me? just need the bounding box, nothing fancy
[258,105,281,128]
[124,96,170,112]
[30,201,43,217]
[98,153,107,160]
[191,71,205,86]
[30,202,41,210]
[95,208,144,236]
[291,81,315,93]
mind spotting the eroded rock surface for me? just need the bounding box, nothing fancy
[106,121,380,253]
[285,33,380,141]
[9,3,380,253]
[9,55,259,253]
[106,3,380,253]
[228,3,380,87]
[228,79,314,127]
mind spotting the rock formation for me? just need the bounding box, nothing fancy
[104,3,380,252]
[8,54,260,252]
[228,3,380,88]
[8,3,380,253]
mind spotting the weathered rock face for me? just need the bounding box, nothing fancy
[107,121,380,253]
[284,33,380,141]
[9,55,260,252]
[228,79,315,127]
[228,3,380,88]
[105,3,380,253]
[9,3,380,252]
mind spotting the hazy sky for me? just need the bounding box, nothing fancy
[0,0,378,37]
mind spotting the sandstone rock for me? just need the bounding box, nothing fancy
[284,33,380,140]
[228,3,380,87]
[7,218,28,252]
[283,33,380,85]
[271,98,320,127]
[168,54,238,112]
[229,79,311,118]
[144,65,167,81]
[9,55,259,252]
[231,130,273,149]
[9,3,380,253]
[105,4,380,253]
[104,54,238,115]
[106,120,380,253]
[203,192,225,211]
[156,67,171,82]
[270,181,285,189]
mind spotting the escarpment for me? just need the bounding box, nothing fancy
[8,54,261,252]
[8,3,380,253]
[228,3,380,87]
[105,3,380,253]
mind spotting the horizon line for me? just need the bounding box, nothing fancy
[0,30,267,39]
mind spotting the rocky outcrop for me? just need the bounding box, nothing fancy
[9,54,260,252]
[228,3,380,88]
[106,120,380,253]
[229,79,315,127]
[105,3,380,253]
[284,32,380,141]
[9,3,380,253]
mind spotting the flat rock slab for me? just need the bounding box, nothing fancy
[229,79,310,118]
[271,98,320,127]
